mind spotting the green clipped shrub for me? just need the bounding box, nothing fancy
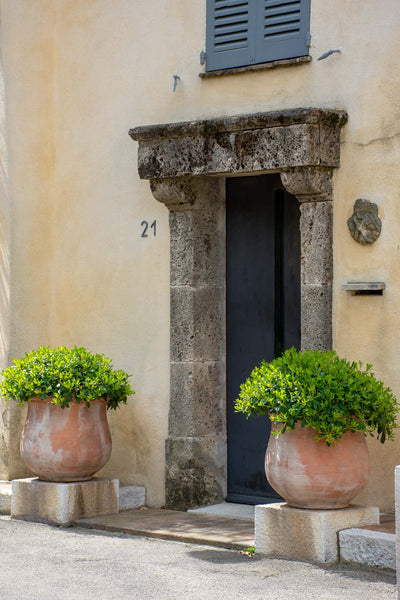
[235,348,399,445]
[0,346,134,410]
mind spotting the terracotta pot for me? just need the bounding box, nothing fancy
[265,422,370,509]
[20,398,112,482]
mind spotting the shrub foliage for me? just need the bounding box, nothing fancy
[0,346,134,410]
[235,348,399,445]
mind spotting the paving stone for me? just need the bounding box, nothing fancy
[76,508,254,550]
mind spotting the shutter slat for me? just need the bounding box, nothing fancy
[215,1,248,16]
[215,33,248,46]
[215,0,246,7]
[215,17,249,29]
[216,23,249,35]
[264,0,300,7]
[265,14,300,27]
[265,26,300,39]
[265,6,300,18]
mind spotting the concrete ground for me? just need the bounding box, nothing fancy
[0,516,396,600]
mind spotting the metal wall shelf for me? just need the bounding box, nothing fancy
[341,282,385,295]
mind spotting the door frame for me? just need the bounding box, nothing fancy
[130,108,348,510]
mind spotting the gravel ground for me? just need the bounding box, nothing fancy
[0,516,396,600]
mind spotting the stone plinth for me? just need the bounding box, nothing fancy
[255,502,379,564]
[11,477,119,526]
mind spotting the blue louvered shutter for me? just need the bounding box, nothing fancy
[205,1,256,71]
[205,0,310,72]
[255,0,311,64]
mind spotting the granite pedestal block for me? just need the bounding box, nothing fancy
[255,502,379,564]
[11,477,119,526]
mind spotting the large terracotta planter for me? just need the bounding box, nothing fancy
[20,398,112,482]
[265,422,370,509]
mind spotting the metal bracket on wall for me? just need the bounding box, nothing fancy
[341,282,386,296]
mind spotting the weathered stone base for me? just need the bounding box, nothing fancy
[119,485,146,510]
[0,480,12,514]
[165,437,226,510]
[255,502,379,564]
[339,527,395,570]
[11,477,119,526]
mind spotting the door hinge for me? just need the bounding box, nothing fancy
[306,32,311,48]
[200,50,207,65]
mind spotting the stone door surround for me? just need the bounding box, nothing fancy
[130,108,348,510]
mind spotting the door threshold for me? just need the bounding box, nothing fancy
[188,502,254,522]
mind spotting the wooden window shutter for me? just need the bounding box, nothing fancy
[205,1,256,71]
[205,0,310,72]
[255,0,311,64]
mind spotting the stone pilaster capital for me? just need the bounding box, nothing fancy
[150,176,224,211]
[150,177,197,209]
[280,167,333,203]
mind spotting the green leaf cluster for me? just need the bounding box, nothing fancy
[0,346,134,410]
[235,348,399,445]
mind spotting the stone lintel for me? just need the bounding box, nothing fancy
[130,108,348,142]
[11,477,119,527]
[255,502,379,565]
[131,110,347,181]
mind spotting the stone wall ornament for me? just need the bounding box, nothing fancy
[347,198,382,245]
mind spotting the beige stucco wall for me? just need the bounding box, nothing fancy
[0,0,399,510]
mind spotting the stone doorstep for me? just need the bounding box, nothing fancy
[76,507,255,551]
[0,479,145,516]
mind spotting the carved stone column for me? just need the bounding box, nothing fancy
[151,177,226,509]
[281,167,333,350]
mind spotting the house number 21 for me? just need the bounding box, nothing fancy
[141,220,156,238]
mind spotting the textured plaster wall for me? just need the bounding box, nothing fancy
[0,0,399,509]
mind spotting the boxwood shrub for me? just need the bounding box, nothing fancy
[0,346,134,410]
[235,348,399,445]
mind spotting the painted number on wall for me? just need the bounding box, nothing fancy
[141,220,156,238]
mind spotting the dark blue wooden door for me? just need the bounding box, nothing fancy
[226,174,300,504]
